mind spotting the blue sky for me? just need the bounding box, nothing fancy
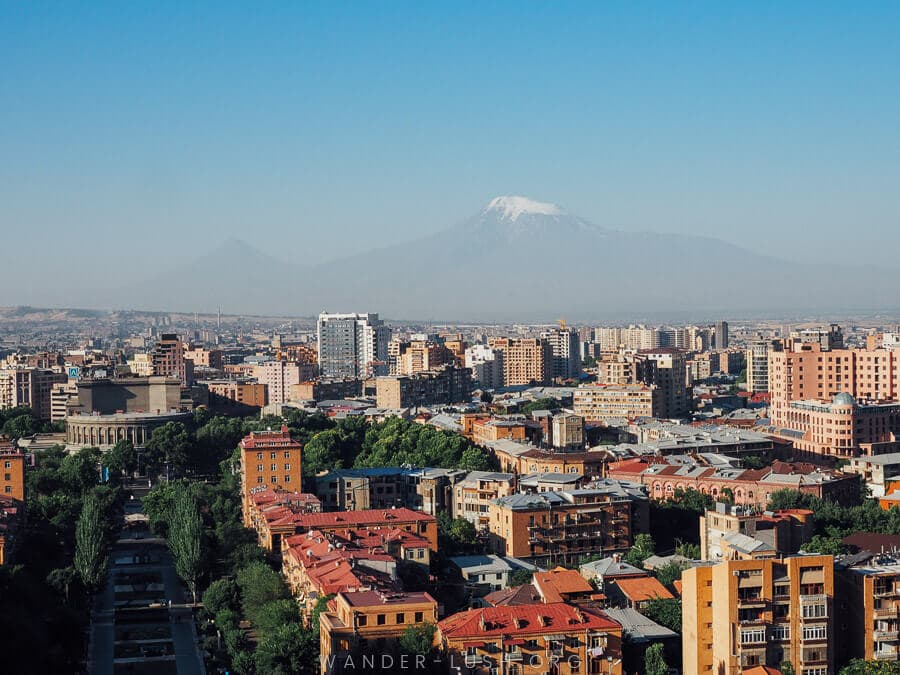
[2,1,899,281]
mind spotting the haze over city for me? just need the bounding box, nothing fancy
[5,4,900,675]
[3,2,900,316]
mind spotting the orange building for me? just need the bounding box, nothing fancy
[206,380,267,413]
[606,576,673,611]
[461,414,528,444]
[0,446,26,502]
[532,566,595,604]
[437,602,624,675]
[320,590,438,674]
[489,337,554,386]
[239,426,304,524]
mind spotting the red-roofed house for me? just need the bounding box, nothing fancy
[437,602,624,675]
[239,426,303,524]
[532,566,594,604]
[607,576,673,610]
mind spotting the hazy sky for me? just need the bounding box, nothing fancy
[2,2,899,280]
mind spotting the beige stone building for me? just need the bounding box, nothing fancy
[573,383,661,421]
[488,337,553,386]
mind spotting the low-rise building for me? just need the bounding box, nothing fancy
[437,602,624,675]
[452,471,516,530]
[290,378,362,402]
[606,576,674,610]
[320,591,439,674]
[532,566,594,604]
[450,554,516,593]
[487,481,650,566]
[845,452,900,497]
[573,384,662,422]
[700,503,815,562]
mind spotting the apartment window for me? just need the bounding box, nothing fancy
[270,476,277,484]
[802,603,827,619]
[414,612,423,623]
[357,616,367,627]
[803,625,827,640]
[740,628,765,645]
[270,452,277,459]
[396,613,405,624]
[377,614,386,625]
[269,463,277,471]
[803,669,827,675]
[3,461,10,469]
[256,453,263,460]
[257,464,263,471]
[284,475,291,482]
[3,474,9,481]
[284,463,291,470]
[4,486,10,494]
[284,451,291,458]
[773,625,790,641]
[256,476,263,484]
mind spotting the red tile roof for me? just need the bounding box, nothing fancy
[533,567,593,603]
[438,602,620,639]
[289,507,435,529]
[612,576,674,603]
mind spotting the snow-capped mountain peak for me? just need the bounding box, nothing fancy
[484,195,564,221]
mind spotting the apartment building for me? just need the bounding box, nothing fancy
[317,312,391,378]
[464,344,505,389]
[573,383,661,421]
[320,591,438,674]
[0,446,26,503]
[551,412,584,450]
[150,333,193,386]
[540,326,580,380]
[437,602,624,675]
[314,466,465,515]
[682,555,834,674]
[596,352,657,386]
[639,348,689,418]
[837,552,900,665]
[453,471,516,529]
[375,364,473,409]
[239,426,304,524]
[489,338,553,387]
[487,481,649,566]
[205,380,267,413]
[0,367,68,420]
[253,360,316,405]
[700,503,815,562]
[747,338,777,394]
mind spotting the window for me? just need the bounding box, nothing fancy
[284,463,291,470]
[357,616,367,627]
[270,452,277,459]
[4,486,10,494]
[414,612,423,623]
[284,451,291,458]
[803,669,827,675]
[270,476,277,484]
[803,625,827,640]
[284,475,291,482]
[773,625,790,641]
[270,463,277,471]
[257,464,263,471]
[740,628,765,645]
[396,613,405,624]
[256,452,263,460]
[3,462,10,469]
[256,476,263,484]
[3,474,9,481]
[802,603,827,619]
[377,614,386,625]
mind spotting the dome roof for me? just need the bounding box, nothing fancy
[832,392,856,406]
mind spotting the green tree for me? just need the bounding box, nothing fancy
[254,623,317,675]
[102,440,136,477]
[46,566,78,604]
[781,662,796,675]
[169,490,204,602]
[236,562,289,626]
[202,578,240,618]
[1,412,38,439]
[643,597,682,633]
[74,490,108,592]
[839,660,900,674]
[509,568,534,587]
[254,598,302,637]
[398,623,436,657]
[145,421,194,473]
[656,560,690,587]
[625,533,655,568]
[674,541,700,559]
[309,593,335,635]
[520,398,563,414]
[803,534,849,556]
[644,642,669,675]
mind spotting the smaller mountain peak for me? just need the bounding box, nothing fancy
[484,195,565,221]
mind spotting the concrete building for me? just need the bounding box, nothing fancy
[790,324,844,350]
[487,482,650,566]
[844,453,900,497]
[573,383,661,421]
[150,333,193,386]
[317,312,391,378]
[682,555,834,674]
[67,376,186,415]
[314,466,466,515]
[640,348,689,418]
[290,378,362,402]
[66,410,193,448]
[715,320,729,349]
[375,364,473,409]
[393,340,454,376]
[699,502,815,562]
[453,471,516,529]
[596,351,657,387]
[464,344,505,390]
[0,367,67,420]
[540,326,580,380]
[450,554,516,593]
[836,551,900,665]
[253,360,316,405]
[488,337,553,386]
[746,338,776,394]
[49,381,78,422]
[205,380,267,414]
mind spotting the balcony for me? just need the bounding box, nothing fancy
[875,629,900,641]
[875,587,900,598]
[737,596,768,609]
[506,651,524,662]
[875,608,898,620]
[875,648,900,660]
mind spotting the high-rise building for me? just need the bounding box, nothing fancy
[317,313,391,378]
[375,364,474,409]
[790,324,844,350]
[0,367,68,420]
[837,553,900,665]
[640,348,689,418]
[682,555,834,674]
[540,325,580,380]
[573,383,662,421]
[253,360,316,405]
[151,334,193,386]
[464,344,504,389]
[715,321,729,349]
[488,337,553,386]
[746,338,775,393]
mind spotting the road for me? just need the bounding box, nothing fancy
[87,482,206,675]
